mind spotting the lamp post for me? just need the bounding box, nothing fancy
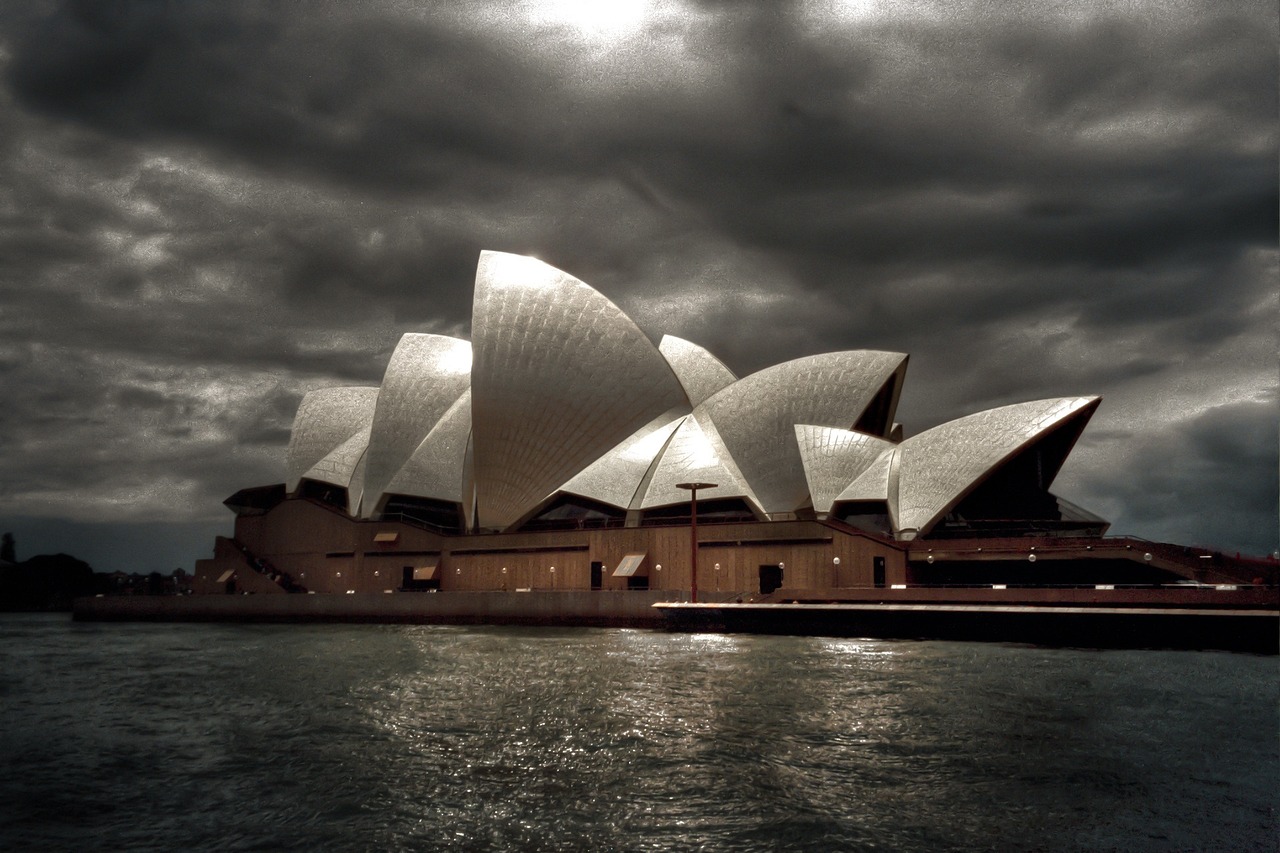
[676,482,716,604]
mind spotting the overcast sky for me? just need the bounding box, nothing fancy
[1,0,1275,573]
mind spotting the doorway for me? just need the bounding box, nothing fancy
[873,556,886,588]
[590,561,603,590]
[759,564,783,595]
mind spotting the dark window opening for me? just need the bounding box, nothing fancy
[627,575,649,591]
[952,453,1061,522]
[640,498,757,527]
[853,374,898,438]
[380,496,464,534]
[835,501,892,536]
[518,495,626,531]
[297,479,349,511]
[590,561,603,590]
[759,564,783,595]
[906,558,1185,587]
[873,556,886,588]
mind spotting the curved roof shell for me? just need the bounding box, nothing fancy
[359,334,472,517]
[836,396,1100,539]
[469,251,687,530]
[377,389,472,511]
[638,411,761,510]
[658,335,738,408]
[307,427,373,516]
[276,252,1106,539]
[794,425,896,514]
[699,351,907,515]
[553,410,686,511]
[286,386,379,491]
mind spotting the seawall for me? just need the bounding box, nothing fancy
[655,601,1280,654]
[74,590,686,627]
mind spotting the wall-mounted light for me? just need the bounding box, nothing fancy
[778,562,785,569]
[549,566,556,573]
[833,557,840,565]
[655,564,662,572]
[714,562,720,571]
[1028,554,1037,563]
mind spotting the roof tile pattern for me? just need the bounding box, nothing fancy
[794,425,895,513]
[556,410,686,510]
[360,334,473,516]
[380,390,473,508]
[639,411,760,510]
[305,427,373,516]
[470,251,688,529]
[658,335,737,407]
[838,397,1099,538]
[700,352,907,515]
[286,387,379,491]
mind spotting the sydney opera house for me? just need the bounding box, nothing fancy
[187,251,1273,632]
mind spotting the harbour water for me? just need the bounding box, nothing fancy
[1,614,1275,851]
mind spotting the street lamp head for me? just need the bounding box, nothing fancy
[675,482,718,491]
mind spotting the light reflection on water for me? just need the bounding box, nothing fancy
[0,615,1275,851]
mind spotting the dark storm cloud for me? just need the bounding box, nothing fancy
[1073,395,1279,551]
[8,2,588,187]
[0,0,1274,569]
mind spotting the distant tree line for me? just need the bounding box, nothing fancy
[0,533,190,612]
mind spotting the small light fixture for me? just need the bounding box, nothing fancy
[926,555,934,564]
[1028,554,1037,563]
[832,557,840,565]
[502,567,507,574]
[1143,552,1152,562]
[655,564,662,572]
[549,566,556,573]
[714,562,720,571]
[778,562,785,569]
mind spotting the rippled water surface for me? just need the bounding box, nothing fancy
[0,614,1275,851]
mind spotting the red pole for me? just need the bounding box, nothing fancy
[690,487,699,604]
